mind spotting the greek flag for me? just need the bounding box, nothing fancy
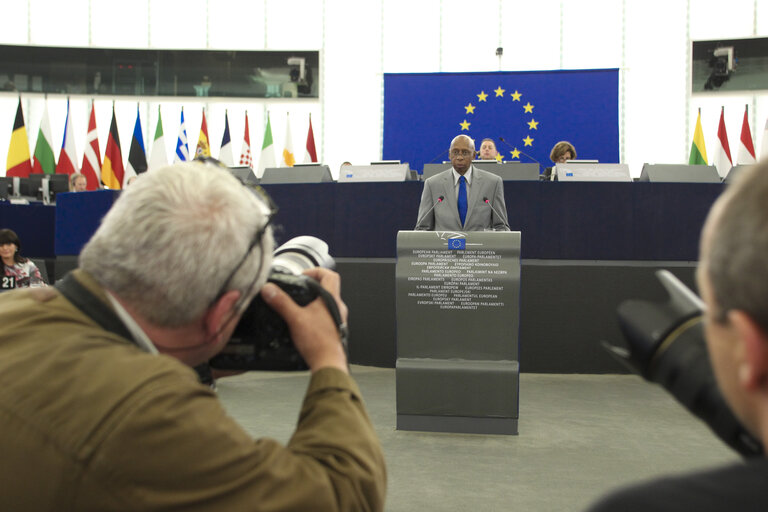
[174,109,189,163]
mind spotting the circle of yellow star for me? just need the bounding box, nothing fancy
[477,91,488,102]
[511,90,522,101]
[495,154,503,162]
[510,148,521,159]
[460,119,471,131]
[527,119,539,130]
[523,135,534,146]
[464,103,475,114]
[523,102,534,113]
[494,86,505,97]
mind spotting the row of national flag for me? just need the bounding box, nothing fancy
[689,105,767,177]
[6,98,319,189]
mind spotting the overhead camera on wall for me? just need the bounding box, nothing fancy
[288,56,313,94]
[704,46,736,90]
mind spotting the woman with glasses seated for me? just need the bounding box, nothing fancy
[542,141,577,181]
[0,229,46,290]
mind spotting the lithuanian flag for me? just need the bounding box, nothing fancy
[6,98,33,177]
[689,109,708,165]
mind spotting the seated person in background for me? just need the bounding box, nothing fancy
[415,134,510,231]
[478,138,500,161]
[0,162,385,510]
[543,141,577,181]
[69,172,88,192]
[0,228,45,289]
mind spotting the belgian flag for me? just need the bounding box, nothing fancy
[6,98,33,177]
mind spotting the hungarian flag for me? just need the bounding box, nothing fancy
[304,114,317,163]
[256,114,276,178]
[102,106,124,189]
[81,102,102,190]
[124,106,147,185]
[148,106,167,171]
[713,107,732,178]
[195,109,210,158]
[737,105,756,165]
[6,98,33,178]
[688,109,707,165]
[282,113,295,167]
[55,98,79,176]
[239,111,252,168]
[174,108,189,163]
[32,102,56,175]
[218,110,234,167]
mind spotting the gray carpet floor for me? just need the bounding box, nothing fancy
[216,366,738,512]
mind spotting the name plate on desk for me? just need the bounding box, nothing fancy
[477,162,540,181]
[261,166,333,184]
[639,164,721,183]
[421,163,452,179]
[339,164,411,182]
[556,163,631,182]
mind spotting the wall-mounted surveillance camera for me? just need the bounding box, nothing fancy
[287,57,306,82]
[705,46,736,90]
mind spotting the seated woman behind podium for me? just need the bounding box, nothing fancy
[542,141,577,181]
[0,229,46,290]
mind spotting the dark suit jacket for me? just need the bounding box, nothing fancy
[414,167,510,231]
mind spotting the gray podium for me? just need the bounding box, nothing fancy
[395,230,521,435]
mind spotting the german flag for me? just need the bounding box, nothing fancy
[102,106,124,189]
[6,98,33,177]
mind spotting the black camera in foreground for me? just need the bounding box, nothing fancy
[209,236,343,372]
[603,270,763,458]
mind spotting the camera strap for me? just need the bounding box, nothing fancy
[306,278,349,356]
[55,272,137,347]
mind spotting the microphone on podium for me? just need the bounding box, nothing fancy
[497,137,542,170]
[483,197,506,228]
[416,195,445,227]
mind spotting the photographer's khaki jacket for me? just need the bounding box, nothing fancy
[0,271,386,511]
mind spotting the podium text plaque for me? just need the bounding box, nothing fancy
[395,230,521,435]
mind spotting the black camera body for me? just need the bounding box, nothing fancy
[209,236,338,372]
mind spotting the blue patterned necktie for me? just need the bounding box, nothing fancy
[457,175,468,226]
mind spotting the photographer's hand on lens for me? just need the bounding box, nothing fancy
[260,268,349,374]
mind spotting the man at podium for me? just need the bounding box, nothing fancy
[415,134,510,231]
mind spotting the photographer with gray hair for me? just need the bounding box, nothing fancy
[0,161,386,511]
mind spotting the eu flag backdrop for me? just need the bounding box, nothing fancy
[383,69,619,173]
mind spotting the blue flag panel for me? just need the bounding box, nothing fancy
[383,69,619,173]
